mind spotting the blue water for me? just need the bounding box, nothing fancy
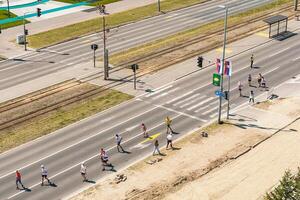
[0,1,88,25]
[0,0,50,10]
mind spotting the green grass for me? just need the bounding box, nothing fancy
[0,10,29,29]
[0,89,132,153]
[27,0,208,48]
[53,0,121,6]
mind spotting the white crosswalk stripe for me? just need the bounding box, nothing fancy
[173,93,200,106]
[166,91,194,104]
[202,103,226,115]
[187,97,214,111]
[145,85,173,97]
[194,100,218,113]
[152,87,180,100]
[180,95,207,108]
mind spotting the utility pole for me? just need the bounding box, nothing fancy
[23,13,27,51]
[158,0,161,12]
[226,62,231,119]
[217,5,228,124]
[131,64,139,90]
[295,0,299,11]
[6,0,10,18]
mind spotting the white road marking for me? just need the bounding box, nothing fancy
[130,143,151,150]
[145,85,173,97]
[7,114,182,199]
[187,97,214,111]
[0,106,158,180]
[166,90,194,104]
[152,87,179,100]
[180,95,207,108]
[173,93,200,106]
[202,102,226,115]
[126,125,139,132]
[268,47,290,58]
[293,57,300,61]
[100,117,114,123]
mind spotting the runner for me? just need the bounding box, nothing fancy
[80,162,87,182]
[15,170,25,190]
[238,81,242,97]
[248,74,252,86]
[261,77,266,89]
[100,148,113,171]
[141,123,148,138]
[249,90,255,104]
[250,54,254,68]
[166,133,174,150]
[258,73,263,87]
[153,140,161,155]
[165,116,174,134]
[41,165,51,186]
[115,134,124,152]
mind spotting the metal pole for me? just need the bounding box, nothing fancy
[23,13,27,51]
[93,49,96,67]
[103,16,108,80]
[295,0,298,11]
[218,7,228,124]
[226,74,231,119]
[158,0,161,12]
[133,67,136,90]
[7,0,10,18]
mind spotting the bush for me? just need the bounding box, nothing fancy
[265,168,300,200]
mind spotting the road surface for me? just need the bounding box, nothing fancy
[0,23,300,199]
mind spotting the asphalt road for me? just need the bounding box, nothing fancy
[0,0,275,91]
[0,24,300,199]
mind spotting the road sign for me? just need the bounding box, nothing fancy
[215,90,224,97]
[213,73,221,86]
[91,44,98,50]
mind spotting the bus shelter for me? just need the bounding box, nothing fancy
[263,15,288,38]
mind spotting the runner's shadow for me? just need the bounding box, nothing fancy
[171,147,181,151]
[121,150,131,154]
[85,180,96,184]
[21,187,31,192]
[253,66,260,69]
[48,182,57,187]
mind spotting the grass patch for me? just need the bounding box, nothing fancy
[53,0,120,6]
[0,10,29,29]
[0,89,132,153]
[109,0,292,66]
[27,0,207,48]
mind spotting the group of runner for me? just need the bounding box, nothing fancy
[238,55,267,103]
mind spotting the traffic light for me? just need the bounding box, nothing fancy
[24,29,28,35]
[131,64,139,72]
[197,56,203,68]
[224,91,229,100]
[37,8,42,17]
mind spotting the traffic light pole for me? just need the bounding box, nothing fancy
[218,6,228,124]
[23,13,27,51]
[133,67,137,90]
[7,0,10,18]
[158,0,161,12]
[295,0,299,11]
[226,74,231,119]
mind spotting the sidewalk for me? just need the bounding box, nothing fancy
[1,18,299,103]
[0,0,159,58]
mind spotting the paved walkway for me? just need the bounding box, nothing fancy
[0,0,160,58]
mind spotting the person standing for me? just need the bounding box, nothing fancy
[238,81,242,97]
[80,162,87,182]
[166,133,173,150]
[115,134,124,152]
[15,170,25,190]
[41,165,51,186]
[248,74,252,86]
[165,116,173,134]
[258,73,262,87]
[250,54,254,68]
[249,90,254,104]
[153,140,161,155]
[141,123,148,138]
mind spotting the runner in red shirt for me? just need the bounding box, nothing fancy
[16,170,25,190]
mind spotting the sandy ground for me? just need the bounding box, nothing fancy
[70,96,300,200]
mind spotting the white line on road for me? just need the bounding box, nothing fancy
[203,102,226,115]
[187,97,214,111]
[180,95,207,108]
[166,90,194,104]
[152,87,179,100]
[0,106,158,180]
[145,85,173,97]
[173,93,200,106]
[268,47,290,58]
[7,114,182,199]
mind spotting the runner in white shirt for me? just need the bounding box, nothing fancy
[80,162,87,182]
[41,165,51,186]
[166,133,174,150]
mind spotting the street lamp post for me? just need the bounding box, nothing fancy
[6,0,10,18]
[158,0,161,12]
[98,5,109,80]
[217,5,228,124]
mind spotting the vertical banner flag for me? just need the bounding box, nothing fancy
[216,58,221,74]
[224,61,232,76]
